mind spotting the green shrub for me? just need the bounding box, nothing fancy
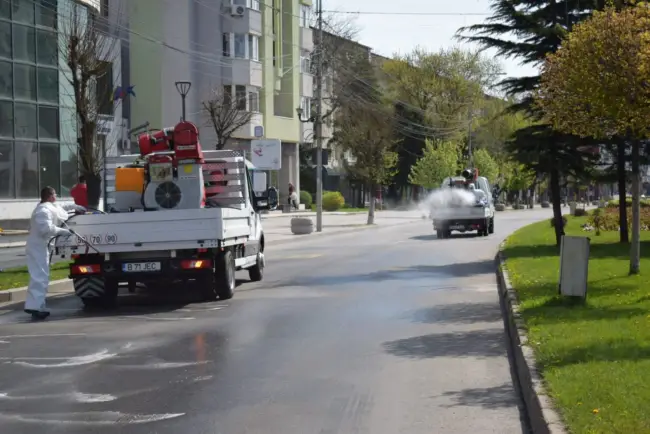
[574,208,588,217]
[322,191,345,211]
[550,216,567,228]
[300,190,313,208]
[606,199,650,208]
[587,207,650,231]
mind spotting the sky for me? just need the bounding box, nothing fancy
[326,0,539,81]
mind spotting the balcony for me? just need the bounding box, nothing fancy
[301,73,313,98]
[222,8,262,34]
[232,113,264,139]
[300,27,314,51]
[221,59,263,88]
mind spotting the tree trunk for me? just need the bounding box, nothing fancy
[367,183,376,225]
[617,142,629,242]
[630,140,641,275]
[550,168,564,247]
[85,172,102,210]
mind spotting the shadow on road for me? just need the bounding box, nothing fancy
[410,302,503,325]
[439,383,519,410]
[268,260,496,288]
[382,328,507,359]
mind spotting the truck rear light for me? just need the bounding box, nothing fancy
[71,264,100,275]
[181,259,212,269]
[71,254,80,259]
[197,248,207,253]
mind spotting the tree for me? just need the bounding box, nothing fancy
[536,5,650,274]
[60,2,122,208]
[457,0,601,246]
[202,87,254,150]
[473,148,500,184]
[381,47,503,200]
[408,139,461,189]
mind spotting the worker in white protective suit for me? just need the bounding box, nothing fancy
[24,186,85,320]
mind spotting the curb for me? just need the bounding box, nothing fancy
[496,248,567,434]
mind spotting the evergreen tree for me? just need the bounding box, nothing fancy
[457,0,602,245]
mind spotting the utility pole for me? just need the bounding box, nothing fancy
[468,109,473,168]
[314,0,324,232]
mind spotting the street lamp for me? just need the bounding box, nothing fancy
[296,106,323,232]
[175,81,192,121]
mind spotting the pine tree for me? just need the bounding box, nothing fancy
[458,0,603,245]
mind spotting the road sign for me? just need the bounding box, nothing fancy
[251,139,281,170]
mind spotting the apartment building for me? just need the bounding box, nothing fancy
[0,0,126,226]
[128,0,312,203]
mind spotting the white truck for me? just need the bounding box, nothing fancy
[54,122,276,308]
[431,169,495,238]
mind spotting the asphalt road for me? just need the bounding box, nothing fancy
[0,209,553,433]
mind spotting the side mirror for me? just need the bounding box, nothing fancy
[255,197,271,210]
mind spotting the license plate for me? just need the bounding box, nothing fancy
[122,262,161,272]
[449,225,464,230]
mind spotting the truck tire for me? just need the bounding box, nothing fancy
[248,252,264,282]
[78,278,118,309]
[435,229,443,238]
[214,250,236,300]
[488,217,495,234]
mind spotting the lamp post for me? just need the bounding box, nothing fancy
[175,81,192,121]
[297,106,323,232]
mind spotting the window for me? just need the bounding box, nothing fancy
[14,64,36,100]
[248,34,259,61]
[222,85,233,106]
[12,24,35,63]
[36,0,57,29]
[300,5,310,27]
[38,106,58,139]
[0,101,13,136]
[234,34,246,58]
[222,33,230,57]
[232,0,246,4]
[300,51,311,73]
[101,0,109,17]
[300,96,311,120]
[0,141,14,197]
[14,102,37,138]
[96,61,113,115]
[248,89,259,112]
[14,140,38,198]
[39,141,60,191]
[60,142,78,196]
[36,29,57,65]
[13,0,35,24]
[37,67,58,102]
[0,21,11,59]
[0,0,9,20]
[235,85,246,110]
[0,61,12,98]
[249,0,260,10]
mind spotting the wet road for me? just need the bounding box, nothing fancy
[0,209,552,433]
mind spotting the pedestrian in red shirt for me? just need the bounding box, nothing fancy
[70,176,88,208]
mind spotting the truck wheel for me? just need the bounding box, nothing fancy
[248,253,264,282]
[214,250,236,300]
[436,229,442,238]
[79,278,118,309]
[488,218,495,234]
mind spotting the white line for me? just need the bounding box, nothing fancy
[117,316,195,321]
[0,334,86,339]
[110,361,208,370]
[0,411,185,425]
[5,350,116,368]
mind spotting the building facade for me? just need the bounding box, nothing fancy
[0,0,125,226]
[128,0,312,204]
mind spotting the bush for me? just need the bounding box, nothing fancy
[322,191,345,211]
[574,208,588,217]
[541,201,550,208]
[606,199,650,208]
[587,206,650,231]
[299,190,312,208]
[495,203,506,211]
[550,216,568,228]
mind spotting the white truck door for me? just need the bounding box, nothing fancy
[244,166,262,255]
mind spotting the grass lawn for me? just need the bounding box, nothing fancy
[503,215,650,433]
[0,261,71,291]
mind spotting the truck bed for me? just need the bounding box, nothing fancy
[430,205,487,220]
[55,208,251,254]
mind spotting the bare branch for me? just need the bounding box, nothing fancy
[202,87,254,150]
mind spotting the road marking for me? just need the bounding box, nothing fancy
[276,254,323,260]
[4,349,116,368]
[117,316,195,321]
[0,334,86,339]
[0,411,185,425]
[110,361,208,370]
